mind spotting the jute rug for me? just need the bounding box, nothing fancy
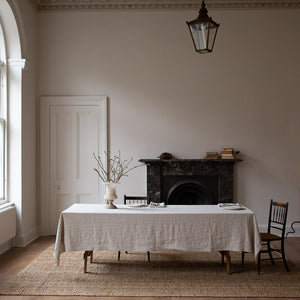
[1,246,300,297]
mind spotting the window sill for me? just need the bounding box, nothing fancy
[0,202,14,211]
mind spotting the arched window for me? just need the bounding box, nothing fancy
[0,0,25,212]
[0,22,7,203]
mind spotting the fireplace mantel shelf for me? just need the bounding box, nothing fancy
[139,158,242,163]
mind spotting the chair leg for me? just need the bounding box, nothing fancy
[282,253,290,272]
[267,241,275,265]
[118,251,121,261]
[258,251,261,275]
[281,243,290,272]
[219,251,225,264]
[241,251,245,266]
[147,251,150,262]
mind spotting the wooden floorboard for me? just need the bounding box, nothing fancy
[0,236,299,300]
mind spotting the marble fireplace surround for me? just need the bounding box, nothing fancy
[139,159,241,204]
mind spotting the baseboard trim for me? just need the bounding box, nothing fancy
[286,222,300,237]
[15,226,39,247]
[0,239,14,255]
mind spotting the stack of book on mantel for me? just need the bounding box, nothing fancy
[204,152,220,159]
[220,148,235,159]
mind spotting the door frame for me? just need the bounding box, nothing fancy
[40,96,107,235]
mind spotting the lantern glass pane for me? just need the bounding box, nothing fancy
[190,22,209,51]
[207,24,218,51]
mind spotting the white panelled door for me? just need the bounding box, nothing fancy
[41,96,107,235]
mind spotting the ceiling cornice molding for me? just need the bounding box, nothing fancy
[37,0,300,10]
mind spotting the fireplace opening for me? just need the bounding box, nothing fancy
[163,175,219,205]
[167,180,214,205]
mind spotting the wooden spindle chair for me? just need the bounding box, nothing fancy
[242,199,289,274]
[118,194,150,262]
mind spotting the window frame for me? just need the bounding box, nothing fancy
[0,25,7,205]
[0,117,5,203]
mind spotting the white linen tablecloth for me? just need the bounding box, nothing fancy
[54,204,261,265]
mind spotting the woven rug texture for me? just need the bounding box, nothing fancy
[0,246,299,297]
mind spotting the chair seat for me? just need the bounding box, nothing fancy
[260,232,281,241]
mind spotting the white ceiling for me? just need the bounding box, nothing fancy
[36,0,300,10]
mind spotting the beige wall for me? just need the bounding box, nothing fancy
[36,9,300,229]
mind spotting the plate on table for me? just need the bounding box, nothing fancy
[127,204,148,208]
[218,203,245,210]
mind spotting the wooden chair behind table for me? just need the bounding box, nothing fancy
[117,194,150,262]
[242,199,289,274]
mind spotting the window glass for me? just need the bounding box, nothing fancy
[0,118,4,199]
[0,22,6,202]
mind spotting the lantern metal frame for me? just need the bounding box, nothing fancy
[186,1,220,54]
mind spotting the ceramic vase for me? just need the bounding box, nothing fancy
[104,182,118,209]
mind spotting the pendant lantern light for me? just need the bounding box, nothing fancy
[186,1,220,54]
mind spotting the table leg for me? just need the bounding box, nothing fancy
[83,250,93,273]
[225,251,231,275]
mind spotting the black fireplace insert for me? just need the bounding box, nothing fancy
[139,159,241,204]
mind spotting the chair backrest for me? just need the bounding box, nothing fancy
[268,199,289,238]
[124,194,148,205]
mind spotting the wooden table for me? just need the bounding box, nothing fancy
[54,204,261,274]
